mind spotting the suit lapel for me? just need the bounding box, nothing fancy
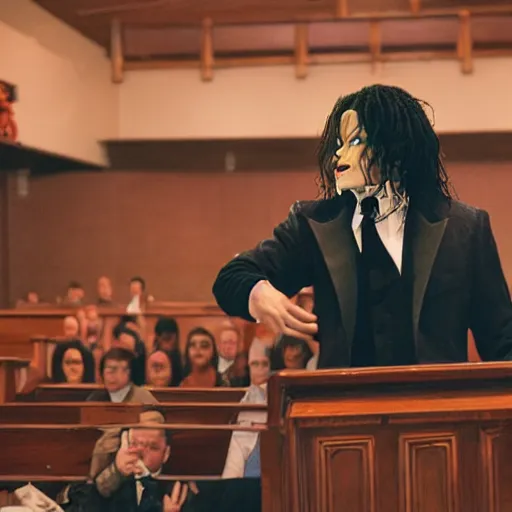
[408,207,448,344]
[307,198,358,349]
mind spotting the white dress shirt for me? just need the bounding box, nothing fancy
[222,384,267,479]
[108,384,131,403]
[351,183,408,273]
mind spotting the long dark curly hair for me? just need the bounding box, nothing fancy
[51,339,95,383]
[317,84,454,207]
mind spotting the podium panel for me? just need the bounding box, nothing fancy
[261,363,512,512]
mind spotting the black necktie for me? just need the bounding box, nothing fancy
[361,196,380,257]
[138,476,159,512]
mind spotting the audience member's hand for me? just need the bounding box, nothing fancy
[163,482,188,512]
[249,280,318,341]
[115,431,142,477]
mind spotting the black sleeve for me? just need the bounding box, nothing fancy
[212,207,313,321]
[470,210,512,360]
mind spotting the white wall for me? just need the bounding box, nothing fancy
[119,57,512,139]
[0,0,118,165]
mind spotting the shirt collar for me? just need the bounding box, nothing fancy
[351,181,406,230]
[108,383,132,403]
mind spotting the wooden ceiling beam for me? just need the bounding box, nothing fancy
[369,21,382,73]
[201,18,214,82]
[294,23,309,79]
[336,0,349,18]
[409,0,421,15]
[457,10,473,74]
[110,19,124,84]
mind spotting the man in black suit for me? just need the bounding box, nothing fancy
[213,84,512,369]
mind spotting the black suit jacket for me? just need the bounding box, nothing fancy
[212,193,512,368]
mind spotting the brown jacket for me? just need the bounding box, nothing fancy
[88,385,158,497]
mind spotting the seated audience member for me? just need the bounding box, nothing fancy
[270,286,317,371]
[127,276,154,313]
[87,408,190,511]
[63,315,80,339]
[97,275,115,306]
[222,339,269,479]
[16,290,40,307]
[180,327,229,388]
[276,336,312,370]
[112,323,146,385]
[62,281,85,306]
[84,304,103,347]
[51,339,95,384]
[217,324,240,375]
[146,350,173,387]
[225,351,250,387]
[86,347,157,403]
[154,316,183,386]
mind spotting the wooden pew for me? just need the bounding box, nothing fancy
[0,357,30,403]
[0,401,266,425]
[17,384,247,403]
[0,422,265,479]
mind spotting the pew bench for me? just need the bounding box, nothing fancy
[0,422,265,479]
[0,357,30,403]
[17,384,247,403]
[0,401,267,425]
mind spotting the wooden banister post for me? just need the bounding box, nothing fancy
[111,18,124,84]
[0,358,29,403]
[295,23,309,79]
[201,18,214,82]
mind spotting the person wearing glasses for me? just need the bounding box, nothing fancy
[86,347,158,404]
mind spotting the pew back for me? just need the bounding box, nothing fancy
[0,423,264,478]
[17,384,247,403]
[0,402,267,425]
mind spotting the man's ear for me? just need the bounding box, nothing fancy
[163,445,171,464]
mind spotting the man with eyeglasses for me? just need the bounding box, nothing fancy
[87,347,157,404]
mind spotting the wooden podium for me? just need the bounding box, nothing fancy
[260,363,512,512]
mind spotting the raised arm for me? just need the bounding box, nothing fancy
[212,206,317,340]
[470,210,512,360]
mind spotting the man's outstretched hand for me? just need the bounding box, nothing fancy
[248,280,318,341]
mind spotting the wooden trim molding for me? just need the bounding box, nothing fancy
[103,132,512,171]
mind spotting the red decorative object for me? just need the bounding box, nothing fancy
[0,80,18,142]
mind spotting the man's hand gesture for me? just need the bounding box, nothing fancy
[249,281,318,341]
[163,481,188,512]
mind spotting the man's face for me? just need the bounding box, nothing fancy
[249,355,270,386]
[130,281,143,297]
[67,287,83,303]
[97,277,112,300]
[283,345,305,370]
[218,329,239,361]
[63,316,79,338]
[27,292,39,304]
[130,428,170,474]
[333,109,381,193]
[103,359,131,392]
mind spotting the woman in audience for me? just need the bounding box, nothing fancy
[51,339,95,384]
[225,351,250,387]
[180,327,229,388]
[146,349,173,387]
[86,347,157,403]
[222,339,270,479]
